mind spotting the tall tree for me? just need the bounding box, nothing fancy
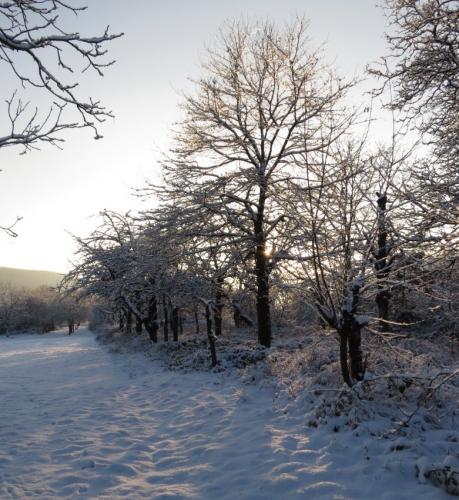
[158,18,354,347]
[370,0,459,229]
[288,141,375,385]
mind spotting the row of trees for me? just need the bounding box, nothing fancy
[64,4,458,386]
[0,284,87,335]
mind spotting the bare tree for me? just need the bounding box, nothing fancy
[61,211,138,333]
[286,141,375,385]
[0,283,87,335]
[0,1,123,152]
[365,144,415,330]
[370,0,459,227]
[62,210,192,343]
[158,18,354,347]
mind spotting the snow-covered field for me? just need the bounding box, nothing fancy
[0,328,454,499]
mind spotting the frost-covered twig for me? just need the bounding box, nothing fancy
[0,1,123,150]
[388,368,459,435]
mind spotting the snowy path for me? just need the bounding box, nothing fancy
[0,329,447,499]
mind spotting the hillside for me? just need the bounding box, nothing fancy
[0,267,63,289]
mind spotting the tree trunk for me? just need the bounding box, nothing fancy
[194,308,200,335]
[376,291,390,330]
[374,193,391,331]
[339,330,351,386]
[172,306,179,342]
[253,183,272,348]
[135,315,143,334]
[214,276,224,336]
[340,312,364,384]
[144,296,158,343]
[163,296,169,342]
[205,303,217,367]
[348,323,364,381]
[135,291,143,334]
[125,309,132,335]
[233,301,242,328]
[338,281,365,386]
[255,243,271,347]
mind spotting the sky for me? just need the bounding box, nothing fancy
[0,0,389,273]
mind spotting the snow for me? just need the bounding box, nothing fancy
[0,328,454,499]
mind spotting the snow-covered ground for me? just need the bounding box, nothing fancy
[0,328,453,499]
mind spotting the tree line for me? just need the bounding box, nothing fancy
[63,3,458,386]
[0,284,87,335]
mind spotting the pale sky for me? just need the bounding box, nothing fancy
[0,0,388,273]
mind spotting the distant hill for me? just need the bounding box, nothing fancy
[0,267,63,289]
